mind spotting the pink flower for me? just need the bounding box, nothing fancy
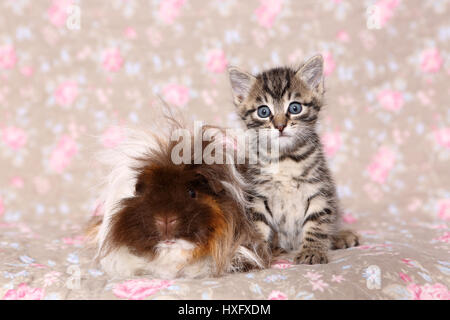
[124,27,137,39]
[43,271,61,287]
[102,48,123,72]
[113,279,173,300]
[0,45,17,69]
[322,130,341,157]
[377,90,404,112]
[48,0,73,27]
[331,275,345,283]
[62,235,85,245]
[401,258,414,267]
[20,66,34,77]
[375,0,400,27]
[420,48,442,73]
[54,81,78,106]
[367,147,396,184]
[398,272,412,283]
[337,31,350,42]
[49,135,78,173]
[101,126,125,148]
[255,0,284,28]
[163,84,190,107]
[407,283,450,300]
[323,52,336,76]
[10,176,24,188]
[159,0,186,24]
[437,199,450,221]
[434,127,450,149]
[268,290,287,300]
[271,259,293,269]
[342,213,357,224]
[3,283,45,300]
[2,126,27,150]
[310,279,329,292]
[434,232,450,243]
[206,49,228,74]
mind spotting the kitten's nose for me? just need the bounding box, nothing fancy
[155,215,179,239]
[273,114,287,133]
[276,124,286,133]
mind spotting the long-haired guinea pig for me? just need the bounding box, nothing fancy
[87,121,270,279]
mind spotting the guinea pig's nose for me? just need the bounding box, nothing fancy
[155,215,179,239]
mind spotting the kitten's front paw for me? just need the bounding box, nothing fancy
[331,230,360,249]
[294,247,328,265]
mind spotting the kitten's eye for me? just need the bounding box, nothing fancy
[288,102,302,114]
[188,189,197,199]
[257,105,271,118]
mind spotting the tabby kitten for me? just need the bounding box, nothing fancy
[228,54,359,264]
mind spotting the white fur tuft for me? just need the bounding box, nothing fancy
[230,245,265,272]
[95,127,161,257]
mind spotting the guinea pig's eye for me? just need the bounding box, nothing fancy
[257,105,271,118]
[188,189,197,199]
[135,181,145,195]
[288,102,302,114]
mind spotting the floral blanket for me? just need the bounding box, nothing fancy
[1,208,449,300]
[0,0,449,300]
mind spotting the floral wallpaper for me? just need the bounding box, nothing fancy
[0,0,449,300]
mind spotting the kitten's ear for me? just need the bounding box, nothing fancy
[228,66,255,105]
[296,54,324,94]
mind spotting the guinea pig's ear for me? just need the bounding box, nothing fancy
[134,174,147,195]
[193,172,224,195]
[134,167,154,196]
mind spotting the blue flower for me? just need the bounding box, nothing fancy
[67,253,79,264]
[19,255,35,264]
[88,269,103,277]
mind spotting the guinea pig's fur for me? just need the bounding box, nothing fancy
[88,121,270,279]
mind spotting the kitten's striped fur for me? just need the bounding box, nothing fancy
[228,55,359,264]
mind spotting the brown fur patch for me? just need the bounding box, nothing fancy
[191,195,229,273]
